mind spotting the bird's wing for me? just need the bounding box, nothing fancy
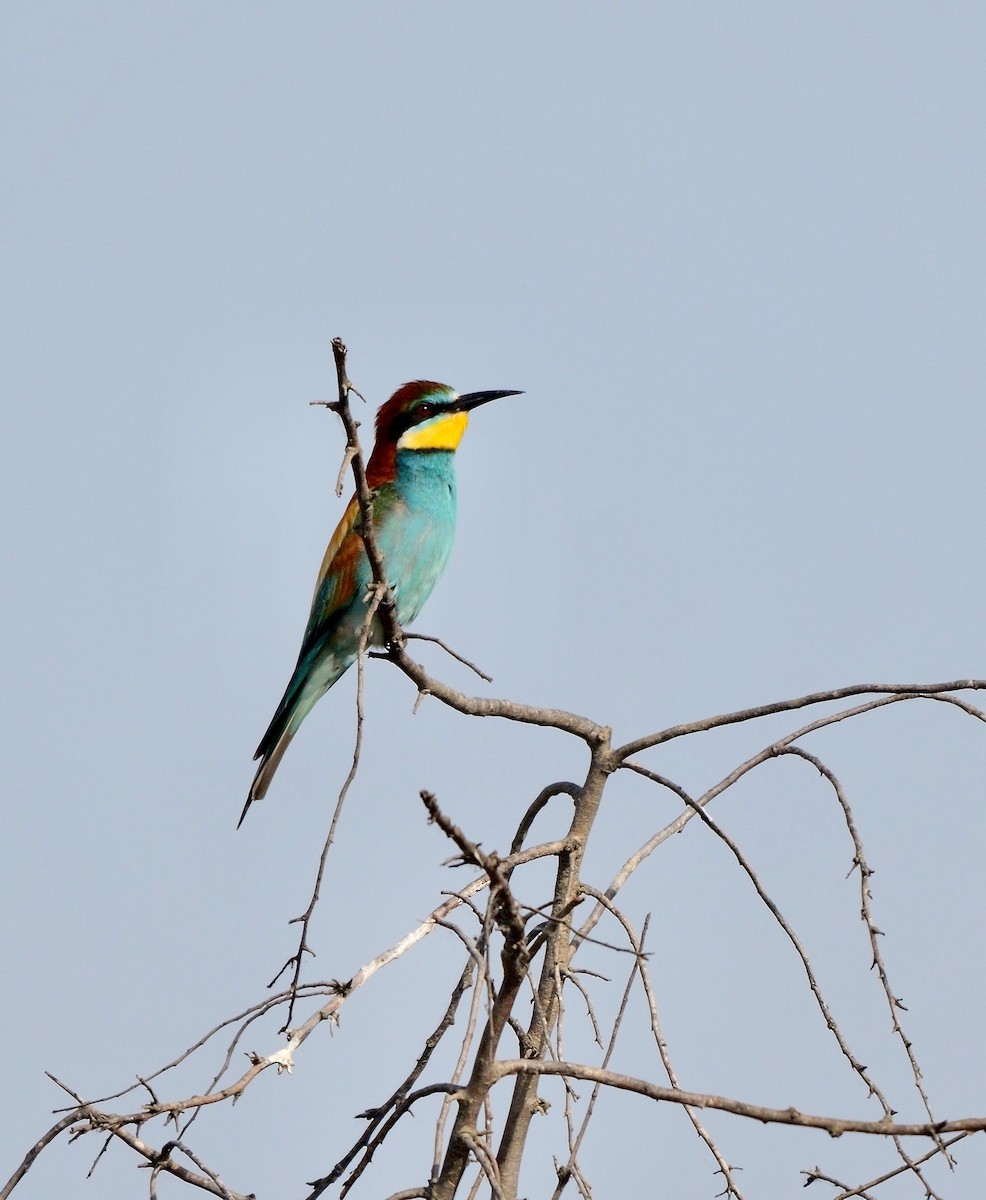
[299,493,367,654]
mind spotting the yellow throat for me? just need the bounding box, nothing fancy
[398,410,469,451]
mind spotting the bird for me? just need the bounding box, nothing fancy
[241,380,522,825]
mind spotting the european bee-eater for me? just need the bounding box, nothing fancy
[241,380,521,825]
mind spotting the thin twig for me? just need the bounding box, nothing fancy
[586,690,953,947]
[625,765,911,1143]
[431,931,493,1189]
[807,1131,968,1198]
[780,744,949,1186]
[309,963,477,1199]
[574,895,746,1197]
[403,632,493,682]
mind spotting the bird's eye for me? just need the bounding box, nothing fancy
[417,403,433,417]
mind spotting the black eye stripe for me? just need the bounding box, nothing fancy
[392,400,444,439]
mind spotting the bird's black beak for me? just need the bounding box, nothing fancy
[455,389,524,412]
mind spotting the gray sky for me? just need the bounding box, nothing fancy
[3,4,986,1197]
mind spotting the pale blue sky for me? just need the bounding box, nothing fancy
[3,4,986,1197]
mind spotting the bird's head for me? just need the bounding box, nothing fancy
[375,381,523,453]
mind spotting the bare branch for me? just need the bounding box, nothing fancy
[493,1061,986,1137]
[614,680,986,761]
[509,782,581,858]
[805,1132,969,1198]
[403,631,494,682]
[573,896,746,1198]
[780,744,950,1185]
[1,1111,87,1200]
[309,960,477,1198]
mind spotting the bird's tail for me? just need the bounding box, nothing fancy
[239,630,353,827]
[239,681,312,828]
[239,724,296,826]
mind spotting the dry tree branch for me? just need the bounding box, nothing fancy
[307,959,479,1199]
[509,783,581,858]
[328,1085,460,1200]
[631,919,746,1199]
[549,913,645,1200]
[12,1115,254,1200]
[65,983,332,1117]
[781,745,943,1132]
[802,1167,880,1200]
[628,766,887,1090]
[422,788,542,1197]
[561,968,604,1051]
[401,632,494,683]
[491,1061,986,1137]
[488,753,613,1200]
[1,1111,87,1200]
[107,1128,251,1200]
[422,791,529,965]
[431,931,496,1191]
[624,760,944,1194]
[10,837,570,1191]
[614,680,986,761]
[572,892,746,1199]
[778,746,950,1194]
[804,1131,969,1198]
[423,760,612,1200]
[583,688,983,949]
[161,1142,240,1200]
[459,1131,505,1200]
